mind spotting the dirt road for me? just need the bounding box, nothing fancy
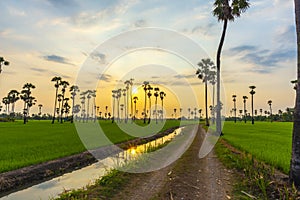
[112,125,234,200]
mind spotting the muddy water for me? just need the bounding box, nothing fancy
[0,128,182,200]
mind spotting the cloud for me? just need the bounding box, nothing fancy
[47,0,77,8]
[98,74,112,82]
[227,44,296,74]
[30,68,48,73]
[174,74,196,79]
[43,54,74,66]
[90,52,106,64]
[134,19,146,27]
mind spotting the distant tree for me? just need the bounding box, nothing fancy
[268,100,273,122]
[196,58,215,126]
[232,95,237,123]
[0,57,9,74]
[160,91,166,121]
[147,85,153,123]
[198,109,202,120]
[51,76,62,124]
[70,85,80,123]
[249,86,256,124]
[8,90,20,116]
[20,83,36,124]
[2,96,10,114]
[174,108,177,119]
[143,81,150,124]
[213,0,250,134]
[188,108,191,119]
[133,96,138,120]
[242,96,248,123]
[154,87,160,123]
[38,104,43,116]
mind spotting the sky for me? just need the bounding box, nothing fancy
[0,0,297,118]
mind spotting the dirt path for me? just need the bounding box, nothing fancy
[112,125,234,200]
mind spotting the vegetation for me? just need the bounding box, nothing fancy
[215,139,298,199]
[222,121,292,174]
[0,119,195,173]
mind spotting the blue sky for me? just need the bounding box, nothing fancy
[0,0,297,116]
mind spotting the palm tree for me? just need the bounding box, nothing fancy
[57,94,63,122]
[129,78,134,118]
[160,91,166,121]
[51,76,61,124]
[268,100,273,122]
[154,87,160,123]
[196,58,215,126]
[232,95,237,123]
[147,85,153,124]
[122,88,127,123]
[188,108,191,119]
[133,96,138,120]
[180,108,183,119]
[0,57,9,74]
[174,108,177,119]
[59,80,69,123]
[90,90,97,122]
[116,89,122,122]
[143,81,150,123]
[124,80,131,122]
[8,90,20,116]
[194,107,197,119]
[249,86,256,124]
[80,91,87,122]
[2,97,10,114]
[209,70,217,122]
[213,0,250,134]
[38,104,43,116]
[105,105,108,120]
[70,85,80,123]
[20,83,36,124]
[112,90,117,123]
[120,104,124,122]
[242,96,248,123]
[198,109,202,120]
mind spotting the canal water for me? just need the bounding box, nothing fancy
[0,126,193,200]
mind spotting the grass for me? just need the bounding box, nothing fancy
[222,121,293,174]
[0,119,197,173]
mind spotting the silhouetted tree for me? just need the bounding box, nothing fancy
[51,76,61,124]
[249,86,256,124]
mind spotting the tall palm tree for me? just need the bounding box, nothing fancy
[8,90,20,116]
[194,107,197,119]
[290,7,300,180]
[143,81,150,123]
[196,58,215,126]
[59,80,69,123]
[147,85,153,124]
[57,94,63,122]
[90,90,97,122]
[20,83,36,124]
[70,85,80,123]
[188,107,191,119]
[0,57,9,74]
[38,104,43,116]
[124,80,131,121]
[242,96,248,123]
[249,86,256,124]
[51,76,62,124]
[2,97,10,114]
[174,108,177,119]
[80,91,87,122]
[122,88,127,123]
[160,91,166,121]
[105,105,108,120]
[232,94,237,123]
[154,87,160,123]
[133,96,138,120]
[117,89,122,122]
[267,100,273,122]
[198,109,202,120]
[129,78,134,118]
[213,0,250,134]
[112,90,117,123]
[120,104,124,122]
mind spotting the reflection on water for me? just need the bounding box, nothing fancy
[0,128,183,200]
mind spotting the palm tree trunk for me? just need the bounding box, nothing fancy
[216,19,227,134]
[251,94,254,124]
[144,91,147,124]
[155,97,158,124]
[71,94,75,123]
[52,87,58,124]
[23,101,27,124]
[112,98,115,123]
[290,0,300,189]
[148,97,151,124]
[205,80,209,126]
[161,99,164,122]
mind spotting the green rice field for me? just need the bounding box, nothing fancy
[0,120,192,173]
[222,121,293,174]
